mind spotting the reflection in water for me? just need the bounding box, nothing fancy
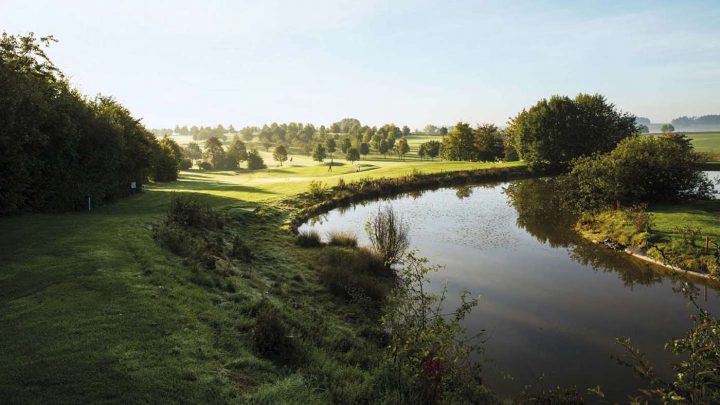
[298,178,720,401]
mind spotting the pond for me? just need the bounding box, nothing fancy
[298,178,720,401]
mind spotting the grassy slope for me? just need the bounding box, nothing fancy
[0,157,520,403]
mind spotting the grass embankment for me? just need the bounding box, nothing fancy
[576,200,720,278]
[0,158,524,403]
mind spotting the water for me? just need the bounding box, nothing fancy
[298,178,720,401]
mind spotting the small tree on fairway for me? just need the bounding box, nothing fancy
[394,137,410,160]
[203,136,225,169]
[379,139,389,158]
[226,137,248,167]
[359,142,370,158]
[661,123,675,133]
[346,147,360,164]
[341,137,352,154]
[312,143,326,163]
[419,140,441,160]
[184,142,202,161]
[247,149,265,170]
[272,145,288,166]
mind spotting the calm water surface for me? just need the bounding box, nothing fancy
[299,178,720,401]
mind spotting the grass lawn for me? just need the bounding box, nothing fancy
[650,199,720,243]
[0,156,521,403]
[649,131,720,160]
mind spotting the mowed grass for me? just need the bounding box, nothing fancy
[650,199,720,244]
[649,131,720,160]
[0,156,521,403]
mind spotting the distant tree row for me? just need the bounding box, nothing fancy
[0,33,182,214]
[671,114,720,130]
[182,136,265,170]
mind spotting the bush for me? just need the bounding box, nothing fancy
[569,134,713,210]
[327,232,358,248]
[624,204,653,232]
[251,301,300,364]
[198,161,213,170]
[365,205,410,267]
[166,194,222,229]
[307,180,327,199]
[318,247,392,303]
[296,229,322,248]
[247,149,266,170]
[179,158,193,170]
[154,219,194,256]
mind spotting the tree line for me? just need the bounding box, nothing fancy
[0,33,182,214]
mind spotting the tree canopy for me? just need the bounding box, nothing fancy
[506,94,638,173]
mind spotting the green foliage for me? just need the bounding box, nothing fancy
[246,149,266,170]
[307,180,328,199]
[251,300,302,365]
[0,32,175,213]
[345,147,360,163]
[506,94,638,173]
[312,143,326,162]
[183,142,202,160]
[202,137,225,169]
[615,283,720,404]
[474,123,504,161]
[624,204,654,232]
[273,145,288,166]
[661,123,675,133]
[365,205,410,267]
[318,247,392,303]
[418,140,441,160]
[296,229,322,248]
[226,137,248,165]
[568,134,713,210]
[154,135,183,181]
[441,122,476,161]
[393,138,410,160]
[379,252,492,404]
[179,158,193,170]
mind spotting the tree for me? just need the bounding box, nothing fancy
[661,123,675,134]
[379,139,390,158]
[507,94,638,173]
[272,145,288,166]
[184,142,202,161]
[341,137,352,154]
[312,143,326,162]
[441,122,476,161]
[359,142,370,157]
[474,123,503,161]
[226,137,248,168]
[402,125,411,137]
[418,140,441,160]
[423,124,438,135]
[637,124,650,134]
[439,126,448,136]
[394,138,410,160]
[203,137,225,169]
[365,205,409,267]
[568,134,713,210]
[345,147,360,164]
[246,149,265,170]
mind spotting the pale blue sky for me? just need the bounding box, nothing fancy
[2,0,719,128]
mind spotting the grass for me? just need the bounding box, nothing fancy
[0,154,521,403]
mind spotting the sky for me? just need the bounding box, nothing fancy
[2,0,719,129]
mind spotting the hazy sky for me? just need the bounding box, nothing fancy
[2,0,719,128]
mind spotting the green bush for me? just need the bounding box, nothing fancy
[179,158,193,170]
[247,149,266,170]
[251,301,301,364]
[327,232,358,248]
[198,161,213,170]
[307,180,328,199]
[153,220,194,256]
[166,194,222,229]
[296,229,322,248]
[318,247,392,303]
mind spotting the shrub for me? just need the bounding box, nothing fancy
[624,204,653,232]
[307,180,327,199]
[198,161,213,170]
[365,205,410,267]
[296,229,322,248]
[166,194,222,229]
[154,219,194,256]
[327,232,358,248]
[179,158,193,170]
[318,247,392,303]
[247,149,266,170]
[251,301,300,364]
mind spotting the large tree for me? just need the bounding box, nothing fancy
[226,137,248,168]
[474,123,503,161]
[203,137,225,169]
[441,122,476,161]
[507,94,638,173]
[394,138,410,160]
[312,143,326,162]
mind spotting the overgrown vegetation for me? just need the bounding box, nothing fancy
[365,205,410,268]
[0,32,181,214]
[615,283,720,404]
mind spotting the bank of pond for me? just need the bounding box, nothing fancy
[298,177,720,402]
